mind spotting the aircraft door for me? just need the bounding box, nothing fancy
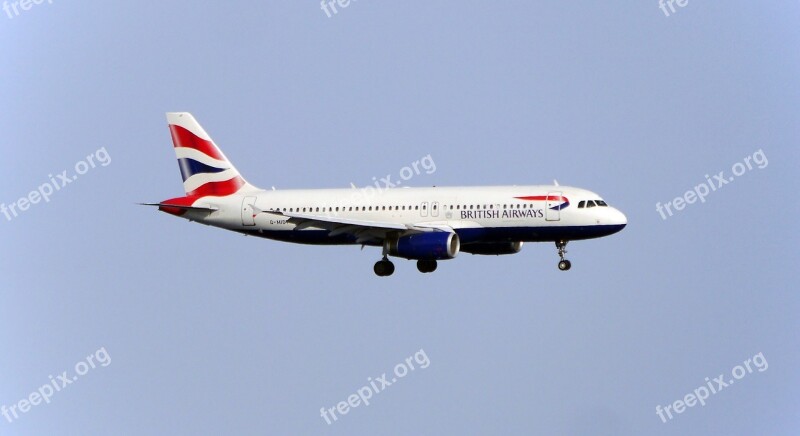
[431,201,440,217]
[242,196,257,226]
[545,191,561,221]
[420,202,429,217]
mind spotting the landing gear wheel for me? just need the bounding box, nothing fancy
[374,258,395,276]
[416,259,438,273]
[555,240,571,271]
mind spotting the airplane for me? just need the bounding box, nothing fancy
[143,112,627,276]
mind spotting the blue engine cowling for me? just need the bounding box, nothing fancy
[385,232,460,260]
[461,241,523,255]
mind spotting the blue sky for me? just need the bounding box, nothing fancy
[1,1,798,435]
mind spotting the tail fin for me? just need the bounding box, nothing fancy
[166,112,259,197]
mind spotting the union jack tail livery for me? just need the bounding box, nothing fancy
[167,112,259,197]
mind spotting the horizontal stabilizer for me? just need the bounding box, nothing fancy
[139,202,218,211]
[139,202,218,217]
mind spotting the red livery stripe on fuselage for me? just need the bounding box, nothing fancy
[514,195,567,202]
[185,176,246,197]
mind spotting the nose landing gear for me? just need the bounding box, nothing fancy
[556,240,571,271]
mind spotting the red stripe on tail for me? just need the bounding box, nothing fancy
[169,124,226,161]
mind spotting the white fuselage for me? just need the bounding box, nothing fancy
[179,185,627,247]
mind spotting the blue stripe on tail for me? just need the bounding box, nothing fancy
[177,158,227,182]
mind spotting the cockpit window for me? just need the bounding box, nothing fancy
[579,199,609,209]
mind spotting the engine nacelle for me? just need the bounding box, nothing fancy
[461,241,523,255]
[385,232,460,260]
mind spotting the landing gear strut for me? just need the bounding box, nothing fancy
[556,240,571,271]
[416,259,438,273]
[374,256,395,277]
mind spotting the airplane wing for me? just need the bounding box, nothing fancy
[270,209,454,244]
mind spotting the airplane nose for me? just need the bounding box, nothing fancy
[611,207,627,227]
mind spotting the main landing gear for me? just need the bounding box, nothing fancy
[374,256,395,277]
[417,259,437,273]
[556,240,572,271]
[373,257,438,276]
